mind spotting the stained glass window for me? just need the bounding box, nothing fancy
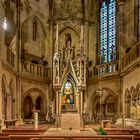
[139,0,140,40]
[100,0,116,64]
[63,81,74,104]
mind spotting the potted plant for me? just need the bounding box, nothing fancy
[97,127,107,135]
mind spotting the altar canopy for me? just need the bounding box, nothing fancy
[53,25,86,117]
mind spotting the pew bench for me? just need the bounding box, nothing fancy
[9,134,134,140]
[4,119,18,128]
[0,135,9,140]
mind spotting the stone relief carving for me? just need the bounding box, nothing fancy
[53,53,60,86]
[54,0,82,20]
[53,25,86,87]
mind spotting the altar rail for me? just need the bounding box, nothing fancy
[121,42,140,70]
[21,61,51,78]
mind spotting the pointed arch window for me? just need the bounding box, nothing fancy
[33,19,38,41]
[63,81,74,104]
[100,0,116,64]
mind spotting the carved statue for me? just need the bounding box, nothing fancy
[65,33,72,48]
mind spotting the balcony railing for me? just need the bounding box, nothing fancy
[7,48,15,67]
[90,60,119,78]
[21,61,51,79]
[121,42,140,69]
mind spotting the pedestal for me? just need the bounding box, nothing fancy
[101,120,111,128]
[34,112,38,129]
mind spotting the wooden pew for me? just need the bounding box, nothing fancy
[30,138,65,140]
[2,129,46,135]
[9,134,134,140]
[4,119,18,128]
[0,136,9,140]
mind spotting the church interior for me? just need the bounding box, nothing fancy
[0,0,140,139]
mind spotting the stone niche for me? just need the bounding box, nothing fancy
[61,113,80,130]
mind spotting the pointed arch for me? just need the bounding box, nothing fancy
[23,96,33,119]
[124,88,131,118]
[89,87,117,122]
[60,70,78,87]
[9,79,15,98]
[59,26,80,37]
[9,79,16,118]
[21,15,46,59]
[21,15,46,37]
[2,74,8,94]
[22,88,47,119]
[105,95,116,114]
[130,86,136,99]
[2,75,8,119]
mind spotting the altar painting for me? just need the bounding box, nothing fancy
[63,81,74,104]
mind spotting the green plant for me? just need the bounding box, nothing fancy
[97,127,107,135]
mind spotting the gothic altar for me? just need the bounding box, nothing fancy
[53,24,86,130]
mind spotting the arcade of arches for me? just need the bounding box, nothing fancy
[0,0,139,129]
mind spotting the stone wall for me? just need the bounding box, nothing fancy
[123,68,140,93]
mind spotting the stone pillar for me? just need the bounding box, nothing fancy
[0,60,4,128]
[34,112,38,129]
[118,1,125,68]
[77,91,80,114]
[0,4,5,125]
[84,22,89,57]
[75,93,79,113]
[56,90,59,114]
[80,91,83,117]
[59,91,61,115]
[118,1,124,120]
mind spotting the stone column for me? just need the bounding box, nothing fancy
[59,91,61,115]
[34,112,38,129]
[0,60,4,129]
[84,22,89,57]
[80,91,83,117]
[56,90,59,114]
[118,1,124,120]
[118,1,125,68]
[75,93,79,112]
[76,89,80,114]
[16,0,22,123]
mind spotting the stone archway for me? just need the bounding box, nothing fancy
[35,96,42,111]
[2,75,15,120]
[9,80,15,119]
[23,96,33,119]
[22,88,47,120]
[89,87,117,123]
[2,76,7,120]
[124,84,140,119]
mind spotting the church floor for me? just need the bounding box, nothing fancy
[44,126,97,136]
[0,124,140,140]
